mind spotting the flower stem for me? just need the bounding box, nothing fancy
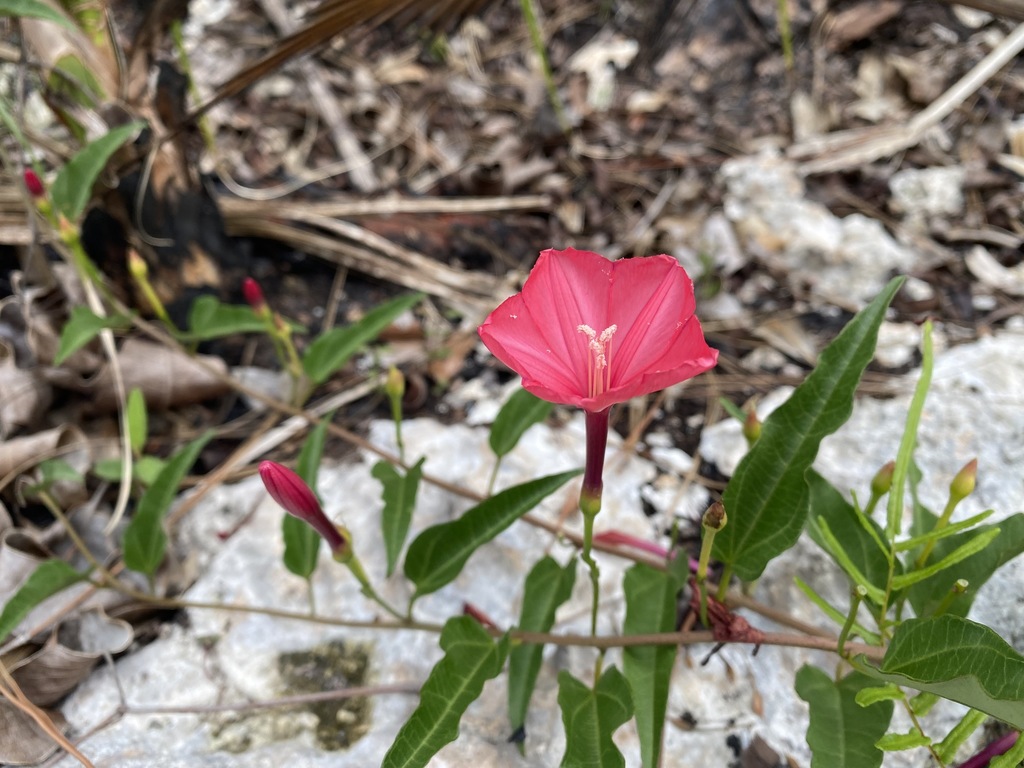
[837,586,866,657]
[345,554,406,621]
[581,510,601,638]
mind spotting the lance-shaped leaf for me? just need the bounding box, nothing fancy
[373,458,425,577]
[281,414,333,580]
[404,470,580,599]
[489,388,553,458]
[382,617,508,768]
[559,666,633,768]
[904,513,1024,619]
[303,293,423,385]
[713,277,903,581]
[856,616,1024,729]
[0,560,85,642]
[508,556,576,741]
[50,121,145,221]
[795,666,894,768]
[622,563,684,768]
[123,432,213,576]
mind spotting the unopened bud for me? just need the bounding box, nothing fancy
[23,169,45,198]
[385,366,405,402]
[702,501,727,531]
[871,461,895,496]
[128,250,149,278]
[242,277,267,313]
[742,409,761,444]
[259,460,348,556]
[949,458,977,503]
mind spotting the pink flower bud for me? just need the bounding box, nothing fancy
[23,169,45,198]
[258,461,347,555]
[243,278,267,313]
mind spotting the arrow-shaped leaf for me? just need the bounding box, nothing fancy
[382,617,508,768]
[559,666,633,768]
[507,556,576,741]
[622,563,684,768]
[374,458,425,577]
[404,470,580,599]
[795,666,894,768]
[714,277,904,581]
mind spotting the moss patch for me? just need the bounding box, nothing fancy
[277,640,373,750]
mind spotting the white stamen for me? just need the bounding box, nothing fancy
[577,323,618,396]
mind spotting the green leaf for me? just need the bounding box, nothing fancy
[127,388,147,455]
[123,431,212,576]
[0,0,74,28]
[281,413,333,580]
[558,666,633,768]
[806,470,894,594]
[303,294,423,385]
[795,666,894,768]
[990,732,1024,768]
[507,556,576,739]
[373,458,425,577]
[856,616,1024,729]
[92,455,165,485]
[854,685,904,706]
[885,323,935,540]
[713,277,904,581]
[890,528,1000,591]
[905,513,1024,618]
[55,306,132,365]
[0,560,85,643]
[404,470,580,599]
[812,516,886,605]
[875,731,932,751]
[489,388,553,458]
[281,514,320,579]
[382,617,508,768]
[893,509,993,553]
[622,563,684,768]
[50,122,145,221]
[184,295,268,341]
[933,709,987,764]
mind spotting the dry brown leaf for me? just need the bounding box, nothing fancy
[0,698,66,766]
[0,427,89,492]
[752,317,819,366]
[428,330,479,385]
[46,339,229,413]
[0,342,51,439]
[824,0,903,51]
[6,610,133,707]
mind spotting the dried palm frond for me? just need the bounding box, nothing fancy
[180,0,496,127]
